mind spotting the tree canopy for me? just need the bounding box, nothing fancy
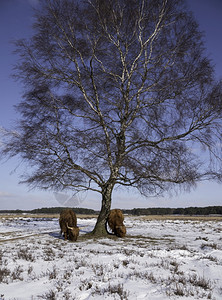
[1,0,222,235]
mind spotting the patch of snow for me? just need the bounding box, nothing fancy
[0,216,221,299]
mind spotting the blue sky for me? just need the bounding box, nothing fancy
[0,0,221,210]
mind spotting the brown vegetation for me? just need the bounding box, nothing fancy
[0,213,221,223]
[133,215,222,222]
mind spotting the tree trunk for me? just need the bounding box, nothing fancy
[91,184,113,236]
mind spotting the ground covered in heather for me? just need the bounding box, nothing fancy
[0,214,222,299]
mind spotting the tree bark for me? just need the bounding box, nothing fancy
[91,183,113,236]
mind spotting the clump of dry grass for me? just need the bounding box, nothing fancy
[0,267,10,283]
[92,283,129,300]
[17,248,35,262]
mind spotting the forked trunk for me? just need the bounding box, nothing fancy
[91,184,113,236]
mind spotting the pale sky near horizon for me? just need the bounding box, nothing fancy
[0,0,221,210]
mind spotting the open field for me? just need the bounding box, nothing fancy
[1,213,221,221]
[0,214,98,220]
[133,215,222,221]
[0,214,221,299]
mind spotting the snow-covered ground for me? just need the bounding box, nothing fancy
[0,214,221,299]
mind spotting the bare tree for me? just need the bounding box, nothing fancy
[1,0,222,235]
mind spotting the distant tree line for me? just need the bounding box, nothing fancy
[123,206,222,216]
[0,206,222,216]
[0,207,97,215]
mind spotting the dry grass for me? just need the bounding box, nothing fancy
[0,213,221,223]
[0,213,59,220]
[0,213,98,220]
[132,215,222,222]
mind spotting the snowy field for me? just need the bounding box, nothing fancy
[0,214,222,300]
